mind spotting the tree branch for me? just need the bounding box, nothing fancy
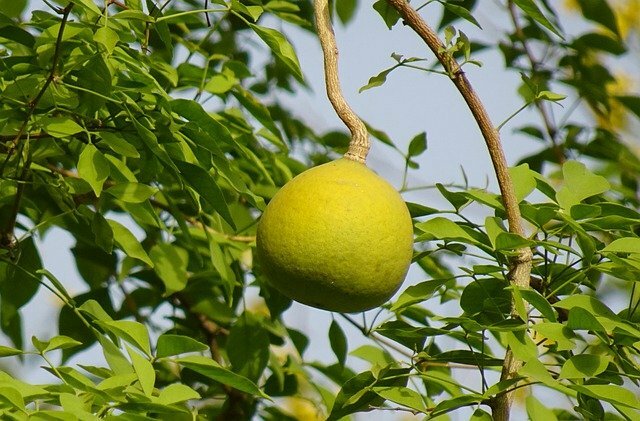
[0,3,74,250]
[384,2,533,420]
[45,164,256,243]
[314,0,370,163]
[177,295,247,420]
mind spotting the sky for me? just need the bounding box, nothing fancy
[4,0,633,419]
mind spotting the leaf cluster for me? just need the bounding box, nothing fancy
[0,0,639,420]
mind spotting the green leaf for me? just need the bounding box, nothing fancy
[512,0,563,38]
[470,409,493,421]
[0,237,42,349]
[78,144,110,197]
[74,0,102,14]
[432,394,485,417]
[0,0,27,18]
[494,232,534,251]
[436,183,471,211]
[365,122,400,150]
[576,0,619,36]
[407,132,427,158]
[175,161,236,230]
[374,320,437,351]
[112,9,155,22]
[509,164,537,202]
[556,161,610,210]
[519,288,556,322]
[158,383,201,405]
[99,131,140,158]
[616,95,640,121]
[504,330,538,361]
[249,23,303,81]
[559,354,610,379]
[359,66,396,93]
[78,299,113,322]
[59,392,94,415]
[177,355,268,398]
[32,335,82,353]
[96,371,137,390]
[390,278,450,312]
[526,395,558,421]
[566,307,607,333]
[209,239,235,285]
[460,278,511,319]
[128,113,180,178]
[0,345,23,357]
[92,212,114,253]
[226,314,270,381]
[231,0,263,21]
[518,358,557,386]
[602,237,640,254]
[373,386,427,412]
[232,87,283,140]
[149,243,189,296]
[94,26,119,54]
[328,367,409,421]
[336,0,357,24]
[0,386,25,411]
[107,219,153,267]
[105,183,157,203]
[99,320,151,357]
[427,350,503,367]
[127,346,155,397]
[170,99,233,147]
[373,0,400,29]
[415,217,477,243]
[536,90,567,102]
[204,73,237,95]
[574,32,626,55]
[41,116,84,138]
[571,384,639,409]
[98,335,133,375]
[553,295,618,318]
[443,3,482,29]
[287,328,309,356]
[350,345,394,367]
[156,334,209,358]
[406,202,439,217]
[511,284,528,321]
[329,320,348,366]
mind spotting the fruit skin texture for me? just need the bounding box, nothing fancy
[256,158,413,313]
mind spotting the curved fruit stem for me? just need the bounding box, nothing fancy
[385,1,533,420]
[314,0,370,163]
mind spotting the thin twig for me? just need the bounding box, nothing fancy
[506,1,565,164]
[107,0,128,9]
[384,2,533,420]
[314,0,370,163]
[177,295,246,420]
[118,283,145,324]
[339,313,415,359]
[0,4,74,249]
[1,4,73,174]
[45,164,256,243]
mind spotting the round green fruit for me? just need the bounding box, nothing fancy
[256,158,413,313]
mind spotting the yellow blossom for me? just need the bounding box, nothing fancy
[563,0,640,37]
[597,73,636,130]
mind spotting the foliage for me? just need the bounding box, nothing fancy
[0,0,639,419]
